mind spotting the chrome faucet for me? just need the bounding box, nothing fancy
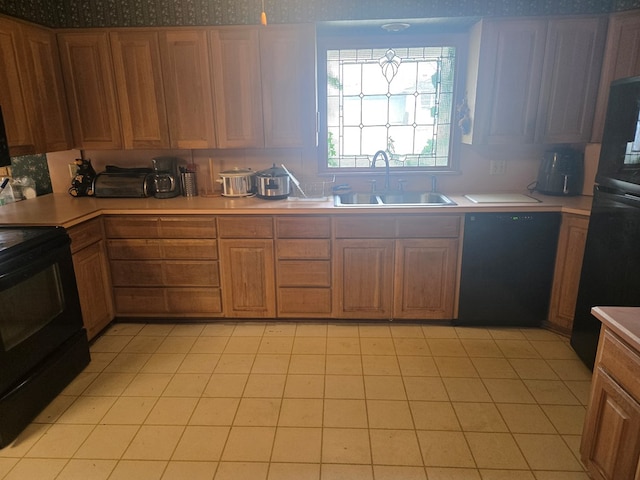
[371,150,390,191]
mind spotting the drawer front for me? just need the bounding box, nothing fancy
[277,239,330,260]
[397,215,461,238]
[108,239,162,259]
[217,216,274,238]
[108,239,217,260]
[276,216,331,238]
[167,288,222,314]
[334,216,396,238]
[159,216,216,238]
[600,329,640,402]
[278,287,332,315]
[278,260,331,287]
[68,218,104,253]
[113,287,222,315]
[111,260,219,287]
[162,239,218,260]
[104,216,160,238]
[104,215,216,238]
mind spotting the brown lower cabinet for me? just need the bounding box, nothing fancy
[104,215,222,318]
[581,326,640,480]
[68,218,114,339]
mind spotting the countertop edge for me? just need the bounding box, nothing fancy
[591,306,640,350]
[0,192,593,228]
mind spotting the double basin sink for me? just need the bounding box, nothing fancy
[334,191,456,207]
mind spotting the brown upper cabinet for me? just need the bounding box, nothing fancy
[210,24,317,149]
[592,10,640,143]
[109,31,171,149]
[21,23,73,153]
[0,17,38,155]
[159,29,217,149]
[464,15,607,146]
[58,31,123,149]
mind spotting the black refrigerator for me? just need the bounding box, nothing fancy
[571,75,640,369]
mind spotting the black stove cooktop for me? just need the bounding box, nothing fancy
[0,226,69,261]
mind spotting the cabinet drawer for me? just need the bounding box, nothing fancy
[104,215,216,238]
[278,260,331,287]
[217,216,273,238]
[396,215,461,238]
[276,216,331,238]
[104,216,160,238]
[108,239,217,260]
[276,239,330,259]
[600,329,640,402]
[278,288,332,314]
[68,218,104,253]
[111,260,219,287]
[113,287,222,315]
[334,216,396,238]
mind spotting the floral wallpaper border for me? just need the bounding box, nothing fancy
[0,0,630,28]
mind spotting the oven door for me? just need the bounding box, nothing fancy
[0,231,83,394]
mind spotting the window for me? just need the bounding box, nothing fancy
[317,32,466,174]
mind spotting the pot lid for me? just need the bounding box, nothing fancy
[256,164,288,177]
[219,167,254,177]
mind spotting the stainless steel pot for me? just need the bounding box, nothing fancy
[218,168,255,197]
[256,164,291,199]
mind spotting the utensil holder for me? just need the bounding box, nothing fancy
[180,172,198,197]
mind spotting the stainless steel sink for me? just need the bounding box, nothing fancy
[334,191,456,207]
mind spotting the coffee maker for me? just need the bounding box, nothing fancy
[151,156,180,198]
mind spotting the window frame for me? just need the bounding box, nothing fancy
[316,31,468,176]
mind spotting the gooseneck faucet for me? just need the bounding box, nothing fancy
[371,150,391,191]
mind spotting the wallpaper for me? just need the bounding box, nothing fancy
[0,0,632,28]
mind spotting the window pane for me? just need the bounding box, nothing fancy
[325,45,457,169]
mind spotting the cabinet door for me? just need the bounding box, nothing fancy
[394,238,458,320]
[592,10,640,143]
[0,17,36,156]
[334,239,394,319]
[581,368,640,480]
[58,31,122,149]
[537,16,607,144]
[470,18,547,145]
[219,239,276,317]
[260,24,317,148]
[22,23,72,152]
[209,27,264,148]
[159,29,216,149]
[110,31,170,149]
[72,240,114,340]
[547,214,589,334]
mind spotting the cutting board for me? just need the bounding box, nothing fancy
[464,193,540,203]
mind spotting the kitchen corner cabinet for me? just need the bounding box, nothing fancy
[546,213,589,334]
[68,218,114,340]
[218,216,276,318]
[275,216,332,317]
[0,17,37,156]
[210,24,316,149]
[109,31,170,149]
[464,15,606,145]
[57,31,123,149]
[591,9,640,143]
[21,23,72,152]
[334,215,461,320]
[104,215,222,318]
[159,29,216,149]
[581,321,640,480]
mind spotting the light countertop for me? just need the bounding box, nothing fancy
[591,306,640,351]
[0,192,593,228]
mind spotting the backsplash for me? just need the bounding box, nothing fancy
[0,0,630,28]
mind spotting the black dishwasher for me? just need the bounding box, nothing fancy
[457,212,561,326]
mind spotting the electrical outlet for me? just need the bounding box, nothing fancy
[489,159,506,175]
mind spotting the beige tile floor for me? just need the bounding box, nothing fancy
[0,322,594,480]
